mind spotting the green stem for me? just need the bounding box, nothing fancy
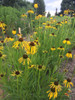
[38,71,40,97]
[17,77,18,94]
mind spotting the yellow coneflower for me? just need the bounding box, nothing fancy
[63,69,68,73]
[59,55,64,59]
[12,29,16,35]
[66,51,72,58]
[33,31,37,35]
[60,14,63,17]
[36,65,46,71]
[63,78,74,88]
[25,41,37,55]
[42,50,48,53]
[34,40,40,46]
[21,14,27,17]
[11,70,22,77]
[49,81,62,92]
[56,22,62,26]
[47,87,58,99]
[17,33,22,38]
[0,73,5,78]
[63,38,71,45]
[0,52,6,59]
[34,3,38,9]
[0,40,4,44]
[4,36,14,43]
[28,65,36,69]
[51,47,56,51]
[18,54,31,65]
[30,35,33,38]
[50,17,53,20]
[27,9,34,14]
[45,24,52,29]
[57,46,64,50]
[65,21,67,24]
[42,23,46,25]
[49,33,56,37]
[12,38,26,49]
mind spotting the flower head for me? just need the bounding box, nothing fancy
[27,9,34,14]
[36,65,46,71]
[4,36,14,43]
[11,70,22,77]
[28,65,36,69]
[0,73,5,78]
[18,54,31,65]
[0,52,6,59]
[63,78,74,88]
[12,29,16,35]
[49,81,62,92]
[12,38,27,49]
[25,41,37,54]
[66,51,72,58]
[47,87,58,99]
[49,33,56,37]
[51,47,56,51]
[57,46,64,50]
[34,3,38,9]
[63,38,71,45]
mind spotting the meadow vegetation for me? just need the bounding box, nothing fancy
[0,4,75,100]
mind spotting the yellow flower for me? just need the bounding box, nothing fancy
[63,38,71,45]
[12,38,26,49]
[59,55,64,59]
[17,33,22,38]
[60,14,63,17]
[4,36,14,43]
[33,31,37,35]
[34,40,40,46]
[11,70,22,77]
[12,29,16,35]
[49,33,56,37]
[42,23,46,25]
[47,88,58,99]
[42,50,48,53]
[27,9,34,14]
[51,47,56,51]
[45,24,52,29]
[28,65,36,69]
[57,46,64,50]
[63,78,74,88]
[0,52,6,59]
[25,41,37,55]
[36,65,46,71]
[66,51,72,58]
[65,21,67,24]
[50,17,53,19]
[0,73,5,78]
[0,46,4,51]
[56,22,61,26]
[34,3,38,9]
[21,14,27,17]
[63,68,68,73]
[49,81,62,92]
[18,54,31,65]
[0,40,4,44]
